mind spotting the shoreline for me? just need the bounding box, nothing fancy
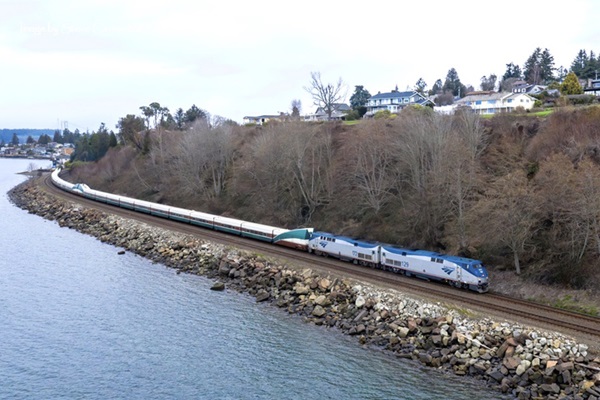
[8,178,600,400]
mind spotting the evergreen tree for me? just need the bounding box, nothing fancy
[429,79,443,95]
[540,48,555,83]
[560,72,583,95]
[414,78,427,94]
[11,133,19,146]
[480,74,497,91]
[26,135,35,144]
[53,129,64,144]
[524,47,555,84]
[570,49,599,79]
[349,85,371,115]
[442,68,467,97]
[502,62,522,81]
[38,134,51,145]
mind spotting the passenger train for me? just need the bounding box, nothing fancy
[51,169,489,293]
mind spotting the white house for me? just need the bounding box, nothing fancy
[243,114,287,125]
[303,103,351,121]
[454,91,536,114]
[584,79,600,96]
[365,90,433,117]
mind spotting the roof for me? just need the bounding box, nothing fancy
[370,90,418,100]
[455,91,536,105]
[243,115,282,119]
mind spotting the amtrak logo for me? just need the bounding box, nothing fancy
[442,266,455,275]
[352,251,357,257]
[319,241,328,248]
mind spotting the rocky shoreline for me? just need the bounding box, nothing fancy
[9,179,600,400]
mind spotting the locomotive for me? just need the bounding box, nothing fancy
[51,169,489,293]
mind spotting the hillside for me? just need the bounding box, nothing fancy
[65,106,600,297]
[1,128,55,144]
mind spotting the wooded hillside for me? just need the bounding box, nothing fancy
[67,106,600,289]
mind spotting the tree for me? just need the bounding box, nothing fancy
[524,47,555,84]
[349,85,370,118]
[304,71,346,120]
[472,171,537,275]
[347,120,396,214]
[26,135,35,144]
[349,85,370,109]
[502,62,522,81]
[540,48,555,83]
[560,72,583,95]
[117,114,146,150]
[38,134,51,145]
[11,133,19,146]
[53,129,64,144]
[291,99,302,118]
[570,49,599,79]
[173,108,185,130]
[480,74,497,91]
[434,92,454,106]
[184,104,207,125]
[429,79,443,96]
[414,78,427,94]
[170,119,235,200]
[442,68,467,97]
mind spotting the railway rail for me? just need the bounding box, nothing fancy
[40,174,600,350]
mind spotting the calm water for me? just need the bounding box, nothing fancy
[0,158,504,399]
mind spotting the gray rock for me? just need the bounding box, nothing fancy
[210,282,225,291]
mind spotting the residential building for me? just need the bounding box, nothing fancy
[304,103,351,121]
[243,114,287,125]
[584,79,600,96]
[454,91,536,114]
[365,90,432,117]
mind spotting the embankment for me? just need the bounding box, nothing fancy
[8,179,600,400]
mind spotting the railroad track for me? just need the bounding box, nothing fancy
[39,174,600,348]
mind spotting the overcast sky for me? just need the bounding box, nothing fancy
[1,0,599,131]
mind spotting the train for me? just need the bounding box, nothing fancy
[51,169,489,293]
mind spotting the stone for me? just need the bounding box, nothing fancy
[355,295,366,308]
[503,356,521,370]
[556,361,574,372]
[255,290,270,302]
[540,383,560,394]
[398,327,409,338]
[210,281,225,291]
[312,305,326,317]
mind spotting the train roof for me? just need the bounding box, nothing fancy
[381,245,482,266]
[312,231,379,249]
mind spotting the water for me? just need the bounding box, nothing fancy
[0,158,504,399]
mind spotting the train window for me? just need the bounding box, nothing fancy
[402,252,406,256]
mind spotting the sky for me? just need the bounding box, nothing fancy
[1,0,599,131]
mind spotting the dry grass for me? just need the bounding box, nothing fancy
[489,269,600,317]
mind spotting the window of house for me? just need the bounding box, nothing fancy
[475,100,482,105]
[404,98,408,103]
[488,100,496,104]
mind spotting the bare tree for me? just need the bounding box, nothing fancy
[471,170,537,275]
[345,121,396,214]
[304,72,346,120]
[169,119,234,200]
[238,121,333,224]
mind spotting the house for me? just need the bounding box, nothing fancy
[584,79,600,96]
[243,114,288,125]
[365,90,433,117]
[512,81,548,95]
[304,103,351,121]
[454,91,536,115]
